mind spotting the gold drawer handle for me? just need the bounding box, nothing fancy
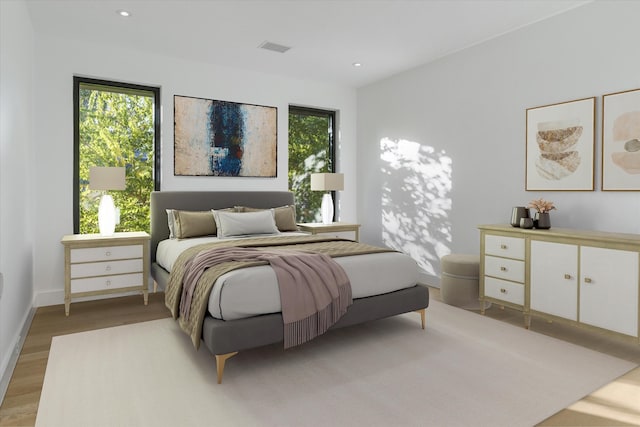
[584,277,592,284]
[564,274,571,280]
[500,266,507,271]
[500,288,507,293]
[500,244,508,250]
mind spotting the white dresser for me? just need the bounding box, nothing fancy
[478,224,640,341]
[61,232,150,315]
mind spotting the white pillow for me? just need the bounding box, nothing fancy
[166,209,176,239]
[212,209,279,238]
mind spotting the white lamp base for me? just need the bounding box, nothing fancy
[98,194,116,236]
[320,193,334,225]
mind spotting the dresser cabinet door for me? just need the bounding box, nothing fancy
[530,241,578,321]
[580,247,639,337]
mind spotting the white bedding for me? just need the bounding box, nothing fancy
[156,234,419,320]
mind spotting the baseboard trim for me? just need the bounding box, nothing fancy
[33,289,64,307]
[0,305,36,405]
[419,272,439,288]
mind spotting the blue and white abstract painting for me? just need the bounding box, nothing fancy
[174,95,277,177]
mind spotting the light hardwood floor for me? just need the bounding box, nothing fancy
[0,288,638,426]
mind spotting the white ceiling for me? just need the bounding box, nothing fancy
[25,0,591,88]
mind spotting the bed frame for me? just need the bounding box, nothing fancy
[150,191,430,383]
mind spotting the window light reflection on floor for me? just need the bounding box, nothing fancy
[566,378,640,425]
[380,137,452,276]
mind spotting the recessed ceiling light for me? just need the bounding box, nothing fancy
[117,10,131,17]
[352,62,362,67]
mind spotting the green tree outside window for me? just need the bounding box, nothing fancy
[77,82,157,234]
[288,108,336,223]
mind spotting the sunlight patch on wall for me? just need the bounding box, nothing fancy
[380,137,452,276]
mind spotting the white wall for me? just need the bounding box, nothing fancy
[0,0,35,392]
[31,34,357,306]
[357,1,640,284]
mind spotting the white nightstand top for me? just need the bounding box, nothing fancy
[61,231,150,244]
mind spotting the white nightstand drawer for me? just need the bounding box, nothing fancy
[484,277,524,306]
[71,273,144,293]
[485,255,525,283]
[70,245,143,263]
[70,259,143,279]
[484,235,525,260]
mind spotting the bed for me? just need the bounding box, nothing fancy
[150,191,429,383]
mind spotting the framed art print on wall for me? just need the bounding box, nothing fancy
[601,88,640,191]
[525,97,595,191]
[174,95,277,177]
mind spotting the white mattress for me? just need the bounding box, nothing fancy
[157,234,419,320]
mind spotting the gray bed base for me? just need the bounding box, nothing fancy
[150,191,429,383]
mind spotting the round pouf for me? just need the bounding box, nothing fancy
[440,254,486,310]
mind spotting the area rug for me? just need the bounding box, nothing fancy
[35,300,636,427]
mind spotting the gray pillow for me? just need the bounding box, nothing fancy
[239,205,298,232]
[212,210,279,237]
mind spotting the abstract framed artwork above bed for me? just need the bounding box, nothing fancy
[150,191,429,383]
[173,95,277,177]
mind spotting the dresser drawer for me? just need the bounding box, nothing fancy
[484,277,525,306]
[70,259,143,279]
[71,273,144,294]
[484,235,525,260]
[485,255,525,283]
[70,245,143,263]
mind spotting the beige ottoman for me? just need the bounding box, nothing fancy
[440,254,488,310]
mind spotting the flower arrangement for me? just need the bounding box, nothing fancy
[528,198,556,214]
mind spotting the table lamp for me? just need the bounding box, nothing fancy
[89,166,126,236]
[310,172,344,224]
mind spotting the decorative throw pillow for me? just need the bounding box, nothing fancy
[239,205,298,232]
[171,210,217,239]
[212,209,279,238]
[166,209,177,239]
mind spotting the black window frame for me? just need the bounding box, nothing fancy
[288,105,337,221]
[72,76,161,234]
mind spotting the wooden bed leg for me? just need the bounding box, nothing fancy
[215,352,238,384]
[153,281,158,293]
[414,309,426,329]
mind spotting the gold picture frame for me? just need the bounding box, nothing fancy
[525,97,595,191]
[601,88,640,191]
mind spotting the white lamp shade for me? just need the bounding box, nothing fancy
[89,167,126,191]
[310,173,344,191]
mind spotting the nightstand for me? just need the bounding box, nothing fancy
[61,231,150,316]
[297,222,361,242]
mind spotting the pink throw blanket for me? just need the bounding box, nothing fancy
[180,246,352,349]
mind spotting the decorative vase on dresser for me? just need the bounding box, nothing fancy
[478,224,640,342]
[533,212,551,229]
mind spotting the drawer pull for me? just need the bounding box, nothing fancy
[500,244,508,250]
[500,266,507,271]
[500,288,507,293]
[105,251,112,257]
[106,280,111,287]
[584,277,592,284]
[564,274,571,280]
[106,265,112,271]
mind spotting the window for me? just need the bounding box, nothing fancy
[288,107,336,222]
[73,77,160,234]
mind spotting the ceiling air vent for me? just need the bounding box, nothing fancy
[258,41,291,54]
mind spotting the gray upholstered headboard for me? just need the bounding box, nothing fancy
[150,191,295,263]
